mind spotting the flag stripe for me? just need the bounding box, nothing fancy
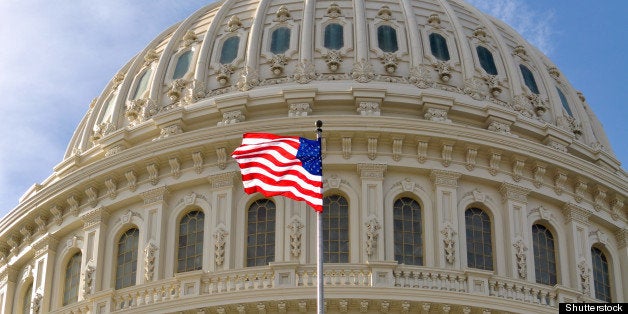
[232,132,323,212]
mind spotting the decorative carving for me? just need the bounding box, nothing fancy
[380,52,399,73]
[20,225,32,244]
[499,183,530,203]
[213,227,228,266]
[432,60,453,82]
[511,95,535,119]
[364,217,381,257]
[464,77,486,100]
[577,260,591,294]
[532,162,546,188]
[143,49,159,66]
[192,151,204,174]
[140,186,169,205]
[360,300,369,313]
[342,136,351,159]
[111,71,125,91]
[377,6,393,20]
[513,239,527,279]
[401,301,410,313]
[351,58,375,83]
[289,103,312,117]
[287,219,304,257]
[574,179,588,203]
[144,243,158,281]
[408,64,434,88]
[85,187,98,208]
[34,215,48,233]
[424,108,450,122]
[593,186,607,212]
[275,5,291,22]
[105,145,124,157]
[441,142,453,167]
[357,163,387,179]
[125,170,137,192]
[146,163,159,185]
[181,29,198,48]
[529,205,555,223]
[155,124,183,141]
[49,205,62,226]
[182,79,204,104]
[380,300,390,313]
[269,54,289,76]
[83,265,95,298]
[294,60,317,84]
[105,178,117,199]
[66,194,80,216]
[324,50,343,72]
[548,66,560,79]
[554,171,568,195]
[91,121,115,142]
[326,175,342,189]
[487,121,511,135]
[610,195,624,221]
[209,172,236,189]
[31,293,43,314]
[465,146,478,171]
[392,137,403,161]
[441,222,456,264]
[512,157,525,182]
[227,15,242,32]
[237,66,259,91]
[483,74,502,96]
[488,150,501,176]
[326,3,342,18]
[430,170,460,187]
[357,101,380,116]
[166,157,180,179]
[338,299,348,312]
[428,14,441,26]
[513,45,527,58]
[218,110,245,126]
[216,64,235,86]
[417,140,428,163]
[125,98,145,124]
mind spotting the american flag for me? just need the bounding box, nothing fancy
[231,133,323,212]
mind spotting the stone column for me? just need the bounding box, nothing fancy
[615,229,628,302]
[31,236,58,313]
[499,183,530,279]
[430,170,461,269]
[357,163,387,262]
[0,266,17,314]
[80,207,110,295]
[209,172,236,270]
[562,203,592,292]
[139,186,169,283]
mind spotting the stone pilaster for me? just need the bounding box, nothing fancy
[430,170,461,268]
[499,183,530,279]
[139,186,169,283]
[562,202,592,291]
[31,236,58,313]
[80,206,110,295]
[357,163,387,262]
[0,266,18,314]
[615,228,628,301]
[209,172,236,270]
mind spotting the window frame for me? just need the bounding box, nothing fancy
[476,45,498,75]
[62,252,82,306]
[464,207,494,271]
[393,197,423,265]
[531,223,558,286]
[246,199,277,267]
[176,209,205,273]
[322,194,350,263]
[519,64,540,94]
[114,227,140,290]
[429,32,451,61]
[591,246,612,302]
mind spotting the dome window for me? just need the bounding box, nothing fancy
[63,252,81,306]
[591,247,612,302]
[172,50,193,79]
[465,208,493,271]
[177,210,204,273]
[519,64,539,94]
[270,27,291,54]
[132,68,152,100]
[324,23,344,50]
[476,46,497,75]
[247,199,276,267]
[394,197,423,265]
[115,228,139,289]
[429,33,450,61]
[532,224,557,286]
[377,25,398,53]
[556,87,573,116]
[323,195,349,263]
[219,36,240,64]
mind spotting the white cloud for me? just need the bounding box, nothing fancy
[466,0,555,55]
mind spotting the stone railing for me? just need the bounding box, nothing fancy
[49,263,590,313]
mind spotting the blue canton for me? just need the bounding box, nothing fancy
[296,137,322,176]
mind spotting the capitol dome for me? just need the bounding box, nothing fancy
[1,0,626,313]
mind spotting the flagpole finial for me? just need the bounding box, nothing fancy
[316,120,323,129]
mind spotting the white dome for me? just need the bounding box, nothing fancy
[1,1,626,313]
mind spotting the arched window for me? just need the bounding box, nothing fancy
[532,224,557,285]
[323,195,349,263]
[177,210,204,273]
[556,87,573,116]
[476,46,497,75]
[393,197,422,265]
[23,282,33,314]
[377,25,398,53]
[519,64,539,94]
[220,36,240,64]
[172,50,193,79]
[100,96,116,124]
[270,27,291,54]
[591,247,612,302]
[132,68,152,100]
[465,208,493,270]
[429,33,450,61]
[247,199,276,267]
[63,252,82,306]
[115,228,139,289]
[324,23,344,50]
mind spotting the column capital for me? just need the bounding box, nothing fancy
[615,228,627,249]
[498,182,530,203]
[208,171,237,189]
[31,235,59,258]
[562,202,591,224]
[81,206,110,230]
[430,169,461,187]
[140,185,169,205]
[357,163,387,180]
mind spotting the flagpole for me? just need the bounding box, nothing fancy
[315,120,324,314]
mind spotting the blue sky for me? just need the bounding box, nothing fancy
[0,0,626,219]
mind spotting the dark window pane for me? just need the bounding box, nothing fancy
[220,36,240,64]
[132,68,152,100]
[393,197,422,265]
[247,199,276,267]
[556,87,573,116]
[520,64,539,94]
[324,23,344,50]
[270,27,291,54]
[377,25,398,52]
[591,247,612,302]
[532,224,557,285]
[465,208,493,270]
[173,50,193,79]
[63,252,82,305]
[177,210,204,273]
[323,195,349,263]
[477,46,497,75]
[115,228,139,289]
[430,33,450,61]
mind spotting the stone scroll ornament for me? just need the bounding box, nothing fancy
[441,222,456,264]
[364,217,381,257]
[214,227,228,266]
[83,265,95,298]
[287,219,304,257]
[144,243,158,281]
